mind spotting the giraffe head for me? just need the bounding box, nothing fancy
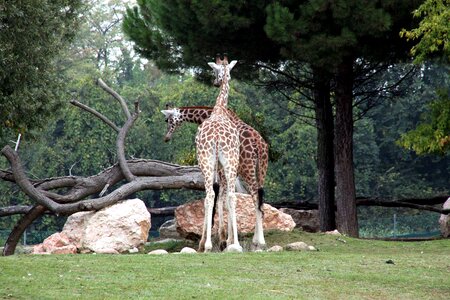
[161,104,182,142]
[208,55,237,87]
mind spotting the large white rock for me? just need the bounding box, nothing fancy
[81,199,151,253]
[34,199,151,254]
[63,211,94,249]
[175,193,296,239]
[439,197,450,238]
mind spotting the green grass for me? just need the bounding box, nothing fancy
[1,230,449,299]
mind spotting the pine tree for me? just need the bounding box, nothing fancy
[123,0,423,236]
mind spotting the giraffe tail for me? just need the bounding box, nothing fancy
[255,142,266,215]
[212,182,220,229]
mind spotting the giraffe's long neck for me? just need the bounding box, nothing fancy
[215,75,230,108]
[179,107,213,124]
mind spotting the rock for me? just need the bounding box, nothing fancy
[128,247,139,254]
[82,199,151,253]
[33,232,77,255]
[325,229,341,236]
[285,241,310,251]
[180,247,197,254]
[267,245,283,252]
[149,238,182,245]
[159,219,182,239]
[279,208,319,232]
[92,248,119,255]
[34,199,150,255]
[175,193,296,240]
[308,245,317,251]
[439,197,450,238]
[62,211,94,249]
[148,249,169,255]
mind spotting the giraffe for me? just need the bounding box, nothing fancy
[193,56,241,252]
[161,105,268,250]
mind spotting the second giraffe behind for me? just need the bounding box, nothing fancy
[161,105,268,251]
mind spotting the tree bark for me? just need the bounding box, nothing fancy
[1,145,204,215]
[313,68,336,231]
[2,205,47,256]
[335,56,359,237]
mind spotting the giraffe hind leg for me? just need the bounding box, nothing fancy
[252,188,266,250]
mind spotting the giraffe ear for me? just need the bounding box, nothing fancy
[228,60,237,70]
[161,109,173,117]
[208,62,219,70]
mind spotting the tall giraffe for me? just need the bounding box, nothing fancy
[194,56,241,252]
[161,105,268,250]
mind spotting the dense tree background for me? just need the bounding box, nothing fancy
[1,0,449,243]
[122,0,433,236]
[0,0,84,141]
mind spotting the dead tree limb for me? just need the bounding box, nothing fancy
[116,101,140,182]
[2,205,47,256]
[273,196,450,215]
[70,99,120,132]
[96,78,131,119]
[356,198,450,214]
[1,145,204,215]
[0,206,39,217]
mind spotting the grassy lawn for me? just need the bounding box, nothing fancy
[0,230,449,299]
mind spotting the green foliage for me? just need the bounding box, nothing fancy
[400,0,450,63]
[398,88,450,155]
[0,0,84,142]
[123,0,278,78]
[353,64,450,198]
[265,0,394,67]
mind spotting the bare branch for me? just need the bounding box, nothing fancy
[1,145,205,215]
[70,99,120,132]
[116,102,140,182]
[2,205,47,256]
[0,205,35,217]
[96,78,131,119]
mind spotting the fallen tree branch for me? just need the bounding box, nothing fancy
[2,205,47,256]
[1,159,203,203]
[0,205,41,217]
[116,101,139,182]
[96,78,131,119]
[148,206,178,216]
[356,198,449,214]
[1,145,204,215]
[273,196,450,215]
[70,99,120,132]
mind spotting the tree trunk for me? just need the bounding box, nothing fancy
[2,205,47,256]
[313,68,336,231]
[334,56,359,237]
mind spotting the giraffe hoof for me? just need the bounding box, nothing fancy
[225,244,243,253]
[251,243,267,252]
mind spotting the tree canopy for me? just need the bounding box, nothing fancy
[400,0,450,64]
[0,0,84,140]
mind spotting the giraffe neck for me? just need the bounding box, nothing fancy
[178,106,213,124]
[215,76,230,107]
